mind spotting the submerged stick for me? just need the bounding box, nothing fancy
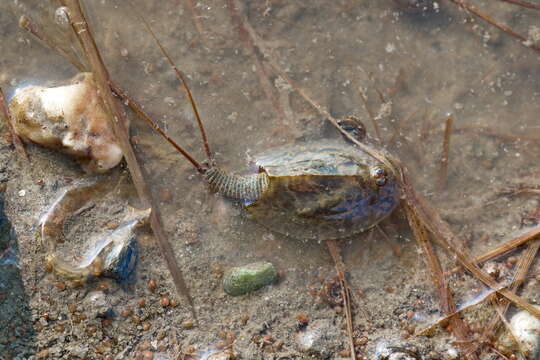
[404,204,477,359]
[449,0,540,53]
[480,239,540,356]
[499,0,540,10]
[60,0,195,315]
[447,224,540,275]
[358,87,382,143]
[400,172,540,320]
[437,116,453,191]
[326,240,357,360]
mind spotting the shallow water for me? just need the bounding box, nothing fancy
[1,1,540,359]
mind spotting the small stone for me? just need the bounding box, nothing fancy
[223,261,277,296]
[206,350,235,360]
[160,296,170,307]
[142,350,154,360]
[148,280,157,293]
[181,319,194,329]
[36,349,49,358]
[296,319,339,358]
[83,291,113,318]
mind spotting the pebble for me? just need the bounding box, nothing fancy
[181,319,194,329]
[295,319,337,358]
[83,291,113,318]
[222,261,277,296]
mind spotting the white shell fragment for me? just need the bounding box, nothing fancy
[9,73,123,172]
[509,306,540,359]
[498,305,540,359]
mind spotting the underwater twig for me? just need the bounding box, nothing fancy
[227,0,290,132]
[0,88,28,160]
[60,0,195,315]
[127,4,213,164]
[400,172,540,320]
[326,239,357,360]
[448,0,540,53]
[19,15,86,72]
[499,0,540,10]
[404,204,477,359]
[454,125,540,142]
[447,224,540,275]
[357,87,382,142]
[437,116,453,191]
[479,239,540,355]
[185,0,206,39]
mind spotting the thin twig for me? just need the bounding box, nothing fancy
[326,239,357,360]
[454,125,540,142]
[19,15,86,72]
[479,239,540,356]
[227,0,290,132]
[184,0,206,39]
[447,224,540,275]
[448,0,540,53]
[61,0,195,316]
[400,171,540,320]
[404,204,477,359]
[357,87,382,143]
[499,0,540,10]
[0,88,28,160]
[437,116,453,191]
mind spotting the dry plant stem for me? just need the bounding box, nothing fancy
[400,173,540,320]
[448,224,540,275]
[480,239,540,355]
[500,0,540,10]
[326,240,357,360]
[0,88,28,160]
[184,0,205,39]
[61,0,195,315]
[358,88,382,142]
[491,301,526,358]
[437,116,453,191]
[454,125,540,142]
[404,205,477,359]
[448,0,540,53]
[19,15,86,72]
[129,5,213,163]
[227,0,289,131]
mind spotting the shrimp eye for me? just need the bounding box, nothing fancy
[370,166,388,186]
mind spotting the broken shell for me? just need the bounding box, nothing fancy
[9,73,122,172]
[40,181,150,281]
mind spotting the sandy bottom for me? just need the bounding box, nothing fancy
[1,1,540,359]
